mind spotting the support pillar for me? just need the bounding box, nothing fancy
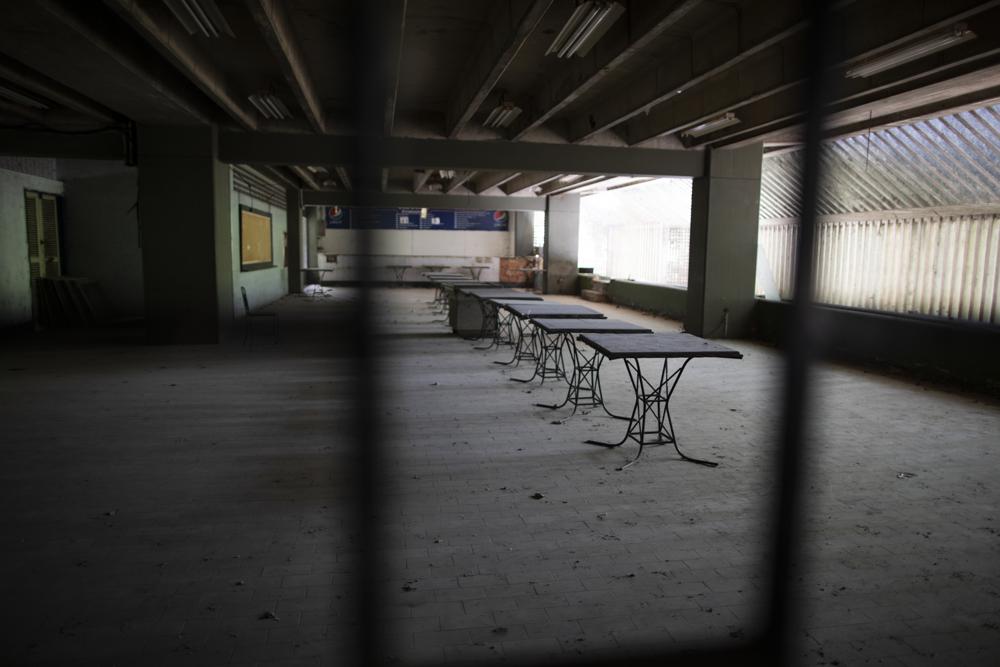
[513,211,535,255]
[286,186,303,293]
[543,193,580,295]
[686,143,763,338]
[138,125,232,343]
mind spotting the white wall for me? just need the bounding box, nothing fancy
[231,186,288,314]
[0,167,64,328]
[318,228,510,281]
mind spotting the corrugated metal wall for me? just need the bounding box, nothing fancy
[758,104,1000,324]
[760,214,1000,324]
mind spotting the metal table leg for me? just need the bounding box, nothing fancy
[473,301,502,349]
[536,336,629,423]
[494,316,538,367]
[585,357,717,470]
[512,327,566,384]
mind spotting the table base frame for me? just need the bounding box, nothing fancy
[586,357,718,470]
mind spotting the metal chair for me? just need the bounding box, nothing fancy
[241,286,279,345]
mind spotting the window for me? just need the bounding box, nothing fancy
[532,210,545,250]
[240,206,273,271]
[578,178,693,287]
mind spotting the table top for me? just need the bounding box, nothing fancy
[579,332,743,360]
[485,296,545,304]
[424,272,466,278]
[301,267,333,271]
[461,265,491,269]
[459,288,540,299]
[503,303,606,319]
[531,318,653,334]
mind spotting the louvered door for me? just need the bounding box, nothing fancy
[24,191,60,278]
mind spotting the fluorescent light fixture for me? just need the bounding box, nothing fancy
[484,101,522,128]
[0,84,49,109]
[681,112,740,138]
[163,0,234,38]
[845,24,976,79]
[546,1,624,58]
[248,93,291,120]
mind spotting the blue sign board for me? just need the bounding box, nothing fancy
[325,207,507,231]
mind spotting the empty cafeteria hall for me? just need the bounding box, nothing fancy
[2,1,1000,666]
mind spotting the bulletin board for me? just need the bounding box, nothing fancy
[240,206,273,270]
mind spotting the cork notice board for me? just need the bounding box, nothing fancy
[240,206,273,270]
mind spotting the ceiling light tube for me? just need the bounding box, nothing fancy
[186,0,219,37]
[261,97,282,119]
[845,25,976,79]
[547,2,623,58]
[681,112,741,138]
[557,4,604,58]
[163,0,235,38]
[546,3,593,56]
[248,94,270,117]
[269,96,290,119]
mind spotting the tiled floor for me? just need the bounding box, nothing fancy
[1,288,998,665]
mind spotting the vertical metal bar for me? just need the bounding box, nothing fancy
[763,1,833,663]
[349,1,389,664]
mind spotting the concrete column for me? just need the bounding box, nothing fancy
[304,206,321,271]
[138,125,232,344]
[543,193,580,295]
[513,211,534,256]
[286,186,303,293]
[686,143,763,338]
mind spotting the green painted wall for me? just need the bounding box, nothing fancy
[754,300,1000,394]
[0,168,63,328]
[605,280,686,322]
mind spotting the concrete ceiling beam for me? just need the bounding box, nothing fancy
[622,0,1000,147]
[334,166,352,191]
[37,0,218,123]
[566,0,865,143]
[301,190,545,212]
[471,171,521,194]
[500,172,562,195]
[0,53,121,124]
[0,127,125,159]
[383,0,407,136]
[102,0,258,129]
[444,170,476,194]
[536,174,608,197]
[219,133,706,177]
[412,169,431,193]
[698,51,1000,150]
[446,0,553,138]
[245,0,326,133]
[508,0,704,141]
[289,165,320,190]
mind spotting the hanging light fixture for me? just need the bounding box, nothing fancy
[546,1,624,58]
[681,112,741,138]
[484,97,523,129]
[845,24,976,79]
[163,0,235,38]
[248,93,291,120]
